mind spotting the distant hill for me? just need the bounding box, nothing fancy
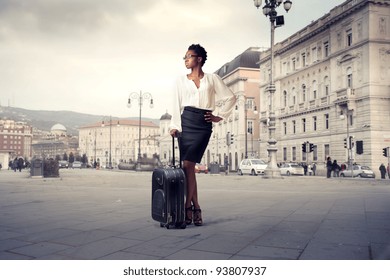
[0,106,159,136]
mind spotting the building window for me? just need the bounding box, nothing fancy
[324,41,329,57]
[302,118,306,132]
[247,121,253,134]
[324,144,330,160]
[325,114,329,129]
[292,120,296,134]
[292,147,296,162]
[313,145,318,161]
[312,47,317,62]
[347,67,353,88]
[302,52,306,67]
[283,91,288,107]
[283,122,287,135]
[283,147,287,161]
[346,29,353,46]
[313,116,317,131]
[302,84,306,102]
[292,57,296,71]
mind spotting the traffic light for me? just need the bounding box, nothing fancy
[302,142,307,153]
[226,132,231,146]
[230,134,234,145]
[356,141,363,155]
[349,136,354,148]
[383,147,389,157]
[344,138,348,149]
[309,143,314,153]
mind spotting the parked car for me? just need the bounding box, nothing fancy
[195,163,208,174]
[237,159,268,176]
[58,160,68,169]
[340,165,375,178]
[71,161,82,169]
[279,163,304,176]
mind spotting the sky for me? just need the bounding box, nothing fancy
[0,0,346,120]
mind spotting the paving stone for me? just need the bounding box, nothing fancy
[299,241,370,260]
[236,245,302,260]
[58,237,141,259]
[9,242,71,258]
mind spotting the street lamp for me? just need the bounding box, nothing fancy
[253,0,292,178]
[128,91,153,171]
[102,116,119,169]
[236,97,258,159]
[340,109,353,177]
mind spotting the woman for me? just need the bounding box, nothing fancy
[169,44,236,226]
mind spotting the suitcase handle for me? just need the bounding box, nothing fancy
[171,133,182,168]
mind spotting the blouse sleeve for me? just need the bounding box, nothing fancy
[212,74,237,119]
[169,78,182,132]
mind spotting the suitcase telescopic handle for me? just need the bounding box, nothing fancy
[171,133,182,168]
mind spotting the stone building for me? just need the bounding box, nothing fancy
[78,119,159,168]
[257,0,390,176]
[0,119,33,167]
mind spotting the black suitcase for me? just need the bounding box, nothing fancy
[151,135,186,229]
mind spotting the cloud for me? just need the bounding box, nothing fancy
[0,0,347,119]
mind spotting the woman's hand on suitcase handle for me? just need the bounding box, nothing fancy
[170,129,179,137]
[205,112,222,123]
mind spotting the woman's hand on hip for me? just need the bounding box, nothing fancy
[205,112,222,123]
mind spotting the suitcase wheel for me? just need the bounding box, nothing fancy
[175,222,186,229]
[160,223,165,228]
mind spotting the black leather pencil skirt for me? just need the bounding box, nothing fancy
[180,106,212,163]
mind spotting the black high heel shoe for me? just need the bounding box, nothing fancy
[193,208,203,226]
[185,206,193,225]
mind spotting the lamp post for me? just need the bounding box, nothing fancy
[253,0,292,178]
[101,116,112,169]
[128,91,154,171]
[236,97,258,158]
[340,108,353,177]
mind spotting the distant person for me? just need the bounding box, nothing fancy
[379,163,386,179]
[303,163,308,176]
[312,163,316,176]
[387,164,390,180]
[326,157,332,178]
[332,160,340,177]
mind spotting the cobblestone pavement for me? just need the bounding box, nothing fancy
[0,168,389,260]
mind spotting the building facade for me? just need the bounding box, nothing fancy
[0,119,33,167]
[78,119,159,168]
[258,0,390,175]
[31,124,78,160]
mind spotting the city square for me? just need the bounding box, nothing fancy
[0,168,389,260]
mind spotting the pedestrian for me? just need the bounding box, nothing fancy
[387,164,390,180]
[379,163,386,179]
[326,157,332,178]
[332,160,340,177]
[303,163,308,176]
[169,44,236,226]
[312,163,316,176]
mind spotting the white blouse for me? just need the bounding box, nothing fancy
[169,73,237,132]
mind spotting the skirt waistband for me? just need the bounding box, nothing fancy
[184,106,211,114]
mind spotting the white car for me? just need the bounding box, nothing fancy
[340,165,375,178]
[237,159,268,176]
[279,163,304,176]
[71,161,82,169]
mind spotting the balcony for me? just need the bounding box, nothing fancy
[334,88,355,105]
